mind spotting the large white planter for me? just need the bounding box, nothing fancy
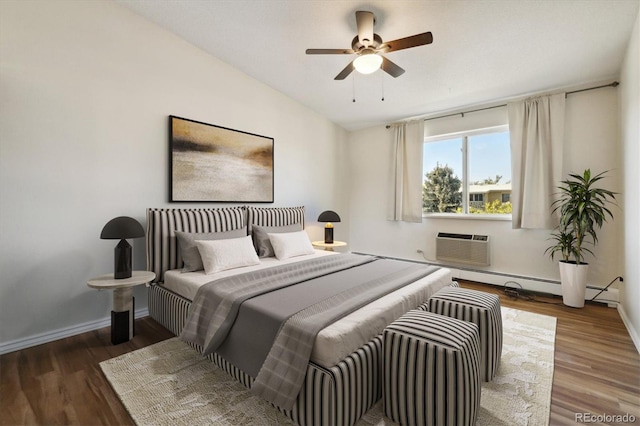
[559,261,589,308]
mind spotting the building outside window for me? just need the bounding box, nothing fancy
[422,126,512,216]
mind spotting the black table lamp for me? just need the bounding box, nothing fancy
[100,216,145,279]
[317,210,341,244]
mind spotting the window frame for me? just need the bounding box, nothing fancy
[422,125,511,220]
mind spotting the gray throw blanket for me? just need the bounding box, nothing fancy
[180,254,439,410]
[180,254,375,355]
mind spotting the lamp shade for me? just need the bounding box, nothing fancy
[100,217,144,279]
[317,210,341,223]
[100,216,145,240]
[318,210,340,244]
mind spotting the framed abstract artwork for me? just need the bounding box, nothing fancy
[169,115,274,202]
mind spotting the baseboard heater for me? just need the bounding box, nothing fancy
[436,232,490,266]
[351,251,618,306]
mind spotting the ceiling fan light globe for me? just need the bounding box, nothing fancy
[353,54,382,74]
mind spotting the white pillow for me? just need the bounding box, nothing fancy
[268,231,315,260]
[195,236,260,275]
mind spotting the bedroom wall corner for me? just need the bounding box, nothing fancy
[619,7,640,353]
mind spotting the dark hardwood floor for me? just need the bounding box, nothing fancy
[1,318,173,425]
[1,281,638,425]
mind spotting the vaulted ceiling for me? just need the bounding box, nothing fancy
[117,0,639,130]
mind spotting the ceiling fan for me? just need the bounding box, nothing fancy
[306,11,433,80]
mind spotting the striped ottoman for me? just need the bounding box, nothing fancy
[416,281,459,312]
[383,310,481,426]
[429,287,502,382]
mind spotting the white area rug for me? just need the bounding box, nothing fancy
[100,307,556,426]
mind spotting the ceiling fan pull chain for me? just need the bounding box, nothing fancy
[352,74,356,103]
[381,73,385,101]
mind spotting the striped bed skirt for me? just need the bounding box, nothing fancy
[148,284,382,426]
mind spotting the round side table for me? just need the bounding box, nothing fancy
[87,270,155,344]
[312,240,347,251]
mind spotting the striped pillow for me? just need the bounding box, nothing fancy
[146,207,247,283]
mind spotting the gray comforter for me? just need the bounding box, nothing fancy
[180,253,439,410]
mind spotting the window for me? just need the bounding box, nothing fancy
[422,126,511,215]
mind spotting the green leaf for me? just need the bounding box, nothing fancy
[544,169,617,264]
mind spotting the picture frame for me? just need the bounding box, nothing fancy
[169,115,274,203]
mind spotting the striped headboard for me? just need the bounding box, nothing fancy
[146,207,246,283]
[146,206,306,283]
[247,206,305,231]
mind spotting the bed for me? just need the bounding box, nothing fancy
[146,206,453,426]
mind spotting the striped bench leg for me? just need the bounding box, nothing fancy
[429,287,502,382]
[383,310,481,426]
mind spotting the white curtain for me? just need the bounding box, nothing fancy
[508,93,565,229]
[388,120,424,222]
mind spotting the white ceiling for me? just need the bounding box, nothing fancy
[117,0,639,131]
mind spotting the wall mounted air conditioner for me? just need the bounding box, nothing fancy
[436,233,490,266]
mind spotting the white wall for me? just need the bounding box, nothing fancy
[620,8,640,351]
[347,88,623,296]
[0,0,348,351]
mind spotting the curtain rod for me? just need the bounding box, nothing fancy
[385,81,619,128]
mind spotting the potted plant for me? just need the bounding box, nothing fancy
[545,169,617,307]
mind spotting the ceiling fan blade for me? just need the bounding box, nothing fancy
[306,48,354,55]
[334,61,355,80]
[355,11,375,47]
[381,56,405,78]
[380,32,433,53]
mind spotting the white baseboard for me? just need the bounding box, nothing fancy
[617,304,640,354]
[0,308,149,355]
[355,252,621,306]
[449,268,619,306]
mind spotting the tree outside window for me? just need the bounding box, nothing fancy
[422,163,462,213]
